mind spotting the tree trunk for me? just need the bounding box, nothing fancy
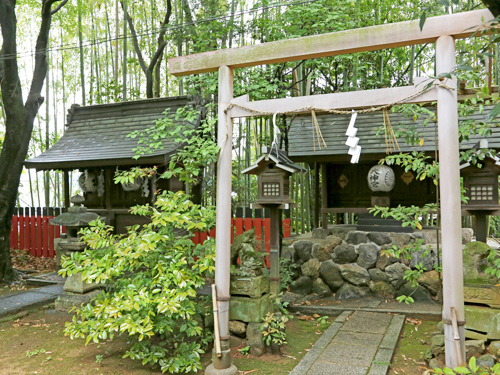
[0,0,66,283]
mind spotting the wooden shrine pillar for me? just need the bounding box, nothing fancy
[314,163,320,229]
[63,170,70,209]
[436,35,466,367]
[321,163,328,229]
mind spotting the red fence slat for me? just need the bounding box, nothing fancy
[10,215,18,250]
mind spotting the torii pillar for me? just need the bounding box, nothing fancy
[436,35,465,365]
[205,65,238,375]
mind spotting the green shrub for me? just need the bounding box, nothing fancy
[60,191,216,373]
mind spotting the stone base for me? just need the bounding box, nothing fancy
[230,275,269,298]
[205,364,238,375]
[465,305,500,339]
[229,294,274,323]
[464,284,500,309]
[63,273,99,294]
[55,290,101,313]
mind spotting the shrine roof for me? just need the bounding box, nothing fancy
[288,104,500,163]
[25,96,201,170]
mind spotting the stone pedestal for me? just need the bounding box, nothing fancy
[55,289,101,312]
[230,275,269,298]
[229,294,273,323]
[464,284,500,309]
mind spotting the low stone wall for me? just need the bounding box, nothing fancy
[283,227,440,301]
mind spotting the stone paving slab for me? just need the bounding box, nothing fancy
[290,310,406,375]
[0,284,64,318]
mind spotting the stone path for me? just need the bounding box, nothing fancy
[0,284,64,318]
[290,310,405,375]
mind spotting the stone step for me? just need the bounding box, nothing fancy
[357,224,413,233]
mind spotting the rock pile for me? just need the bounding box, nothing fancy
[284,227,439,301]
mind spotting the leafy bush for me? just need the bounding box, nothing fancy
[60,191,216,373]
[426,356,500,375]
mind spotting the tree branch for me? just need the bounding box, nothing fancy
[27,0,68,117]
[51,0,69,15]
[120,0,148,74]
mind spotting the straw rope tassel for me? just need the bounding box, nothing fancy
[311,110,327,150]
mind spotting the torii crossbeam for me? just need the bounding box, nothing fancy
[168,9,494,373]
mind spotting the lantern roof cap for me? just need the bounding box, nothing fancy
[460,140,500,171]
[242,146,306,175]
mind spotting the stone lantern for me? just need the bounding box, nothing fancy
[460,147,500,242]
[50,195,104,311]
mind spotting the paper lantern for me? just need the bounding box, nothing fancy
[367,165,395,192]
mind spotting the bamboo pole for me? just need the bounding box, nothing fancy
[436,35,465,368]
[211,284,222,357]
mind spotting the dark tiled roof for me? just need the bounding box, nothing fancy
[288,105,500,162]
[25,96,201,170]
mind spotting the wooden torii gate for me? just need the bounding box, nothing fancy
[169,9,493,373]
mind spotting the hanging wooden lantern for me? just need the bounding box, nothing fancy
[242,146,305,209]
[461,157,500,210]
[460,147,500,243]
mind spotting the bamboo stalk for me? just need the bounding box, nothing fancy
[211,284,222,357]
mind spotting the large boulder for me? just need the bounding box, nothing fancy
[357,244,379,269]
[319,260,344,292]
[385,263,410,289]
[368,232,392,246]
[301,258,321,279]
[290,276,313,295]
[311,228,332,239]
[281,246,298,262]
[339,263,370,286]
[347,231,368,245]
[293,240,314,262]
[369,268,388,283]
[389,233,412,248]
[312,278,332,297]
[325,236,343,248]
[463,241,495,283]
[397,282,432,302]
[465,340,485,362]
[376,253,399,271]
[332,244,357,264]
[418,270,441,296]
[312,242,337,262]
[336,284,370,300]
[229,320,247,337]
[409,248,438,271]
[369,281,395,299]
[247,322,266,356]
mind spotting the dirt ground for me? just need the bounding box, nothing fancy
[0,309,335,375]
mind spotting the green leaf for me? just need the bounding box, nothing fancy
[419,11,427,31]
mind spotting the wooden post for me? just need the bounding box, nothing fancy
[269,207,281,296]
[436,35,465,367]
[321,163,328,229]
[314,163,320,229]
[63,170,70,209]
[207,65,238,375]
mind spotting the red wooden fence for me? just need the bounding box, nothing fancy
[10,207,64,258]
[10,207,291,260]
